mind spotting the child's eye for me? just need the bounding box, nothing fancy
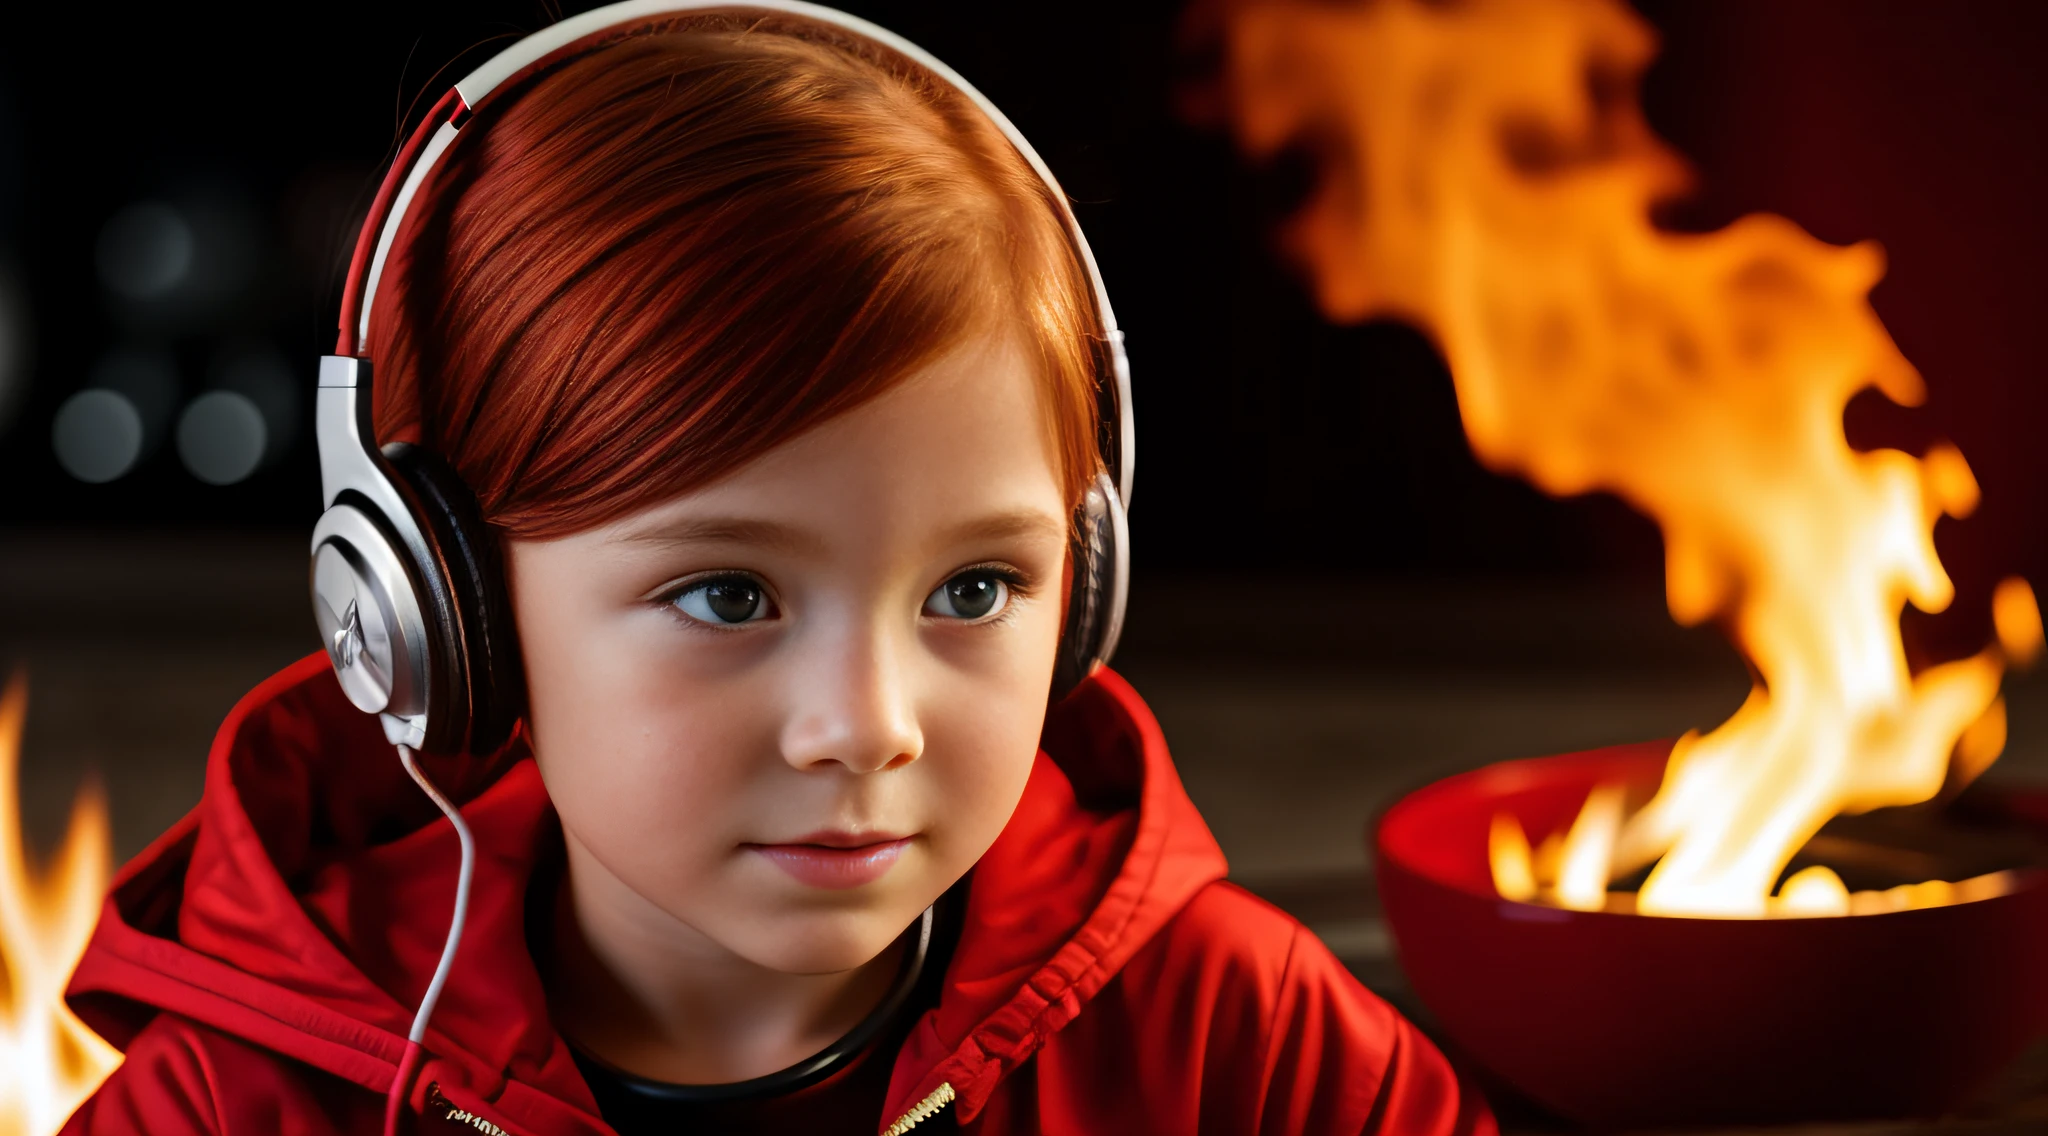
[670,575,775,626]
[924,571,1011,621]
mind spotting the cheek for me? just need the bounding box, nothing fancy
[919,711,1039,874]
[513,571,770,879]
[915,604,1065,868]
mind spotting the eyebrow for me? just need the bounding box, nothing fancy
[941,508,1068,547]
[610,507,1067,557]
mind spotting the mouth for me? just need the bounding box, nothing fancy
[743,833,914,890]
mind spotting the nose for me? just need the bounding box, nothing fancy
[779,617,924,774]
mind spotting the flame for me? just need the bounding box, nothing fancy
[1489,817,2020,919]
[1773,866,1849,917]
[1554,782,1624,912]
[1488,813,1538,902]
[1213,0,2032,916]
[0,673,121,1133]
[1993,576,2043,665]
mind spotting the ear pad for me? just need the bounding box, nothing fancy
[381,443,525,755]
[1051,471,1129,701]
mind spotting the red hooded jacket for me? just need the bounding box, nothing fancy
[60,653,1497,1135]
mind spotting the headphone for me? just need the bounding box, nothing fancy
[311,0,1134,756]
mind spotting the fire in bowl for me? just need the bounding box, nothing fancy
[1375,740,2048,1130]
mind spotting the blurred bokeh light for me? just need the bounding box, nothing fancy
[50,390,142,483]
[175,391,267,486]
[95,202,192,303]
[97,186,263,338]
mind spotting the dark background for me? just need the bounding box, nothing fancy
[0,1,2043,655]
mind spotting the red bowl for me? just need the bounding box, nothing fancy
[1374,740,2048,1130]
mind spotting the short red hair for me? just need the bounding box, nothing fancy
[367,14,1105,540]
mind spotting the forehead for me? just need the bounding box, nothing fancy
[606,334,1066,551]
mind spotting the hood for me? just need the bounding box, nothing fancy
[66,652,1229,1133]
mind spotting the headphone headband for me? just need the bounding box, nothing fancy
[335,0,1132,504]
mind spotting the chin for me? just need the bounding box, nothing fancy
[734,906,917,975]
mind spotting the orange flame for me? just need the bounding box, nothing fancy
[0,674,121,1133]
[1211,0,2031,916]
[1488,812,1538,902]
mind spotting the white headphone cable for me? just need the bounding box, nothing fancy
[383,743,478,1133]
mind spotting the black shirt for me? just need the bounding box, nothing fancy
[567,900,957,1136]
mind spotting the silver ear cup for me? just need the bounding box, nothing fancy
[1089,470,1130,669]
[311,502,431,720]
[1053,470,1130,697]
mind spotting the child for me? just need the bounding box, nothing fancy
[62,5,1498,1134]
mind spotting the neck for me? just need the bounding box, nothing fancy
[543,830,909,1085]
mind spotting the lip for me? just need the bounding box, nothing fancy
[745,833,914,889]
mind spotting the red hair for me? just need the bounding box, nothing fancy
[366,14,1105,540]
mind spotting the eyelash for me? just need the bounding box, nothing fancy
[656,572,776,632]
[933,562,1036,628]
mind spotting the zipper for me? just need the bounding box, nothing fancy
[883,1082,955,1135]
[423,1076,952,1135]
[427,1082,514,1136]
